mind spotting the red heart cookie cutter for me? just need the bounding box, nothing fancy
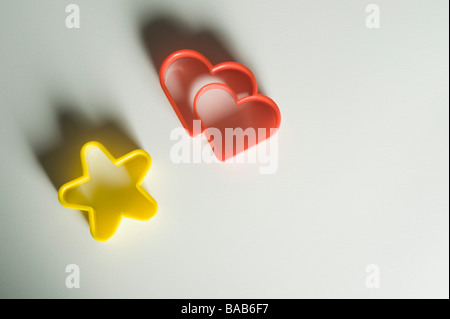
[159,49,258,136]
[159,49,281,161]
[193,83,281,161]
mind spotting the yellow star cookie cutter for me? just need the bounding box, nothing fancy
[58,141,158,241]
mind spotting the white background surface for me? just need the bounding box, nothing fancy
[0,0,448,298]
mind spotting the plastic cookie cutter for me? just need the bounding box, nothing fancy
[159,49,281,161]
[159,49,259,136]
[194,83,281,161]
[58,141,158,242]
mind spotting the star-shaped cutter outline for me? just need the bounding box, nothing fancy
[58,141,158,241]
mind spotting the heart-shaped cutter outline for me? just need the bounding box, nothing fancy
[159,49,259,136]
[193,83,281,161]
